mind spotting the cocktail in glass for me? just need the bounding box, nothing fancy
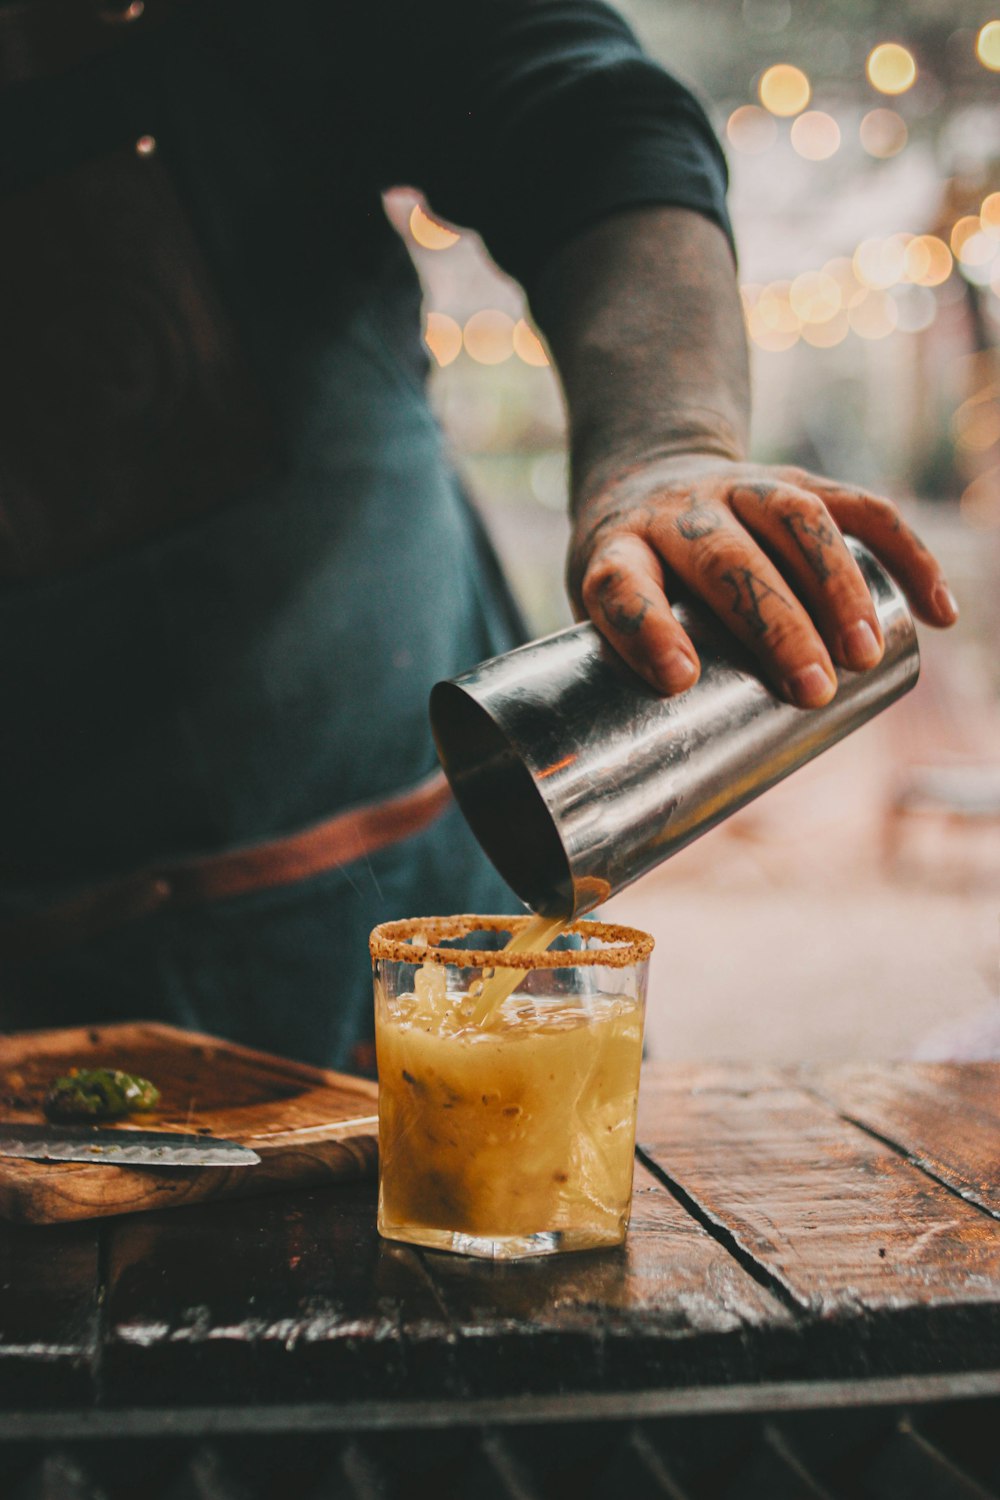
[370,915,653,1260]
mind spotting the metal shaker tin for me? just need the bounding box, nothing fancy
[429,538,920,918]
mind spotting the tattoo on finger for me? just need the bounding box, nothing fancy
[676,491,722,541]
[719,567,790,638]
[780,512,837,582]
[595,572,653,636]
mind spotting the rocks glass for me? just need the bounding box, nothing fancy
[370,915,653,1260]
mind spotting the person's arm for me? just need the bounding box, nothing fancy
[532,205,958,705]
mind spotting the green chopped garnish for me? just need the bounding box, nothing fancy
[44,1068,161,1122]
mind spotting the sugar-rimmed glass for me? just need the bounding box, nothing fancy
[370,915,653,1260]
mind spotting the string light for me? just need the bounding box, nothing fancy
[424,312,463,367]
[758,64,811,116]
[512,319,550,367]
[853,234,910,289]
[463,309,515,365]
[951,215,987,261]
[866,43,917,95]
[952,393,1000,453]
[442,197,996,363]
[801,312,849,348]
[790,111,841,160]
[726,104,779,153]
[904,236,953,286]
[409,204,460,250]
[894,285,938,333]
[859,109,908,159]
[976,21,1000,70]
[789,270,841,323]
[960,468,1000,528]
[980,193,1000,236]
[848,289,899,340]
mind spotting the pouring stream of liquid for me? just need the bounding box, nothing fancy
[464,912,570,1026]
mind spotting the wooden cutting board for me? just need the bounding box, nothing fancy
[0,1022,378,1224]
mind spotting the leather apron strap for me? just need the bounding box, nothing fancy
[0,770,454,960]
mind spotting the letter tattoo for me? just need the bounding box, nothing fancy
[781,512,837,581]
[719,567,790,638]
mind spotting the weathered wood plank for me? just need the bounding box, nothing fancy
[0,1220,101,1407]
[800,1062,1000,1218]
[636,1065,1000,1378]
[415,1160,792,1397]
[101,1181,459,1407]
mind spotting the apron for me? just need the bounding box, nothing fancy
[0,3,527,1066]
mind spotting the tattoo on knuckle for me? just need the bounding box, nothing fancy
[675,490,722,541]
[732,481,778,508]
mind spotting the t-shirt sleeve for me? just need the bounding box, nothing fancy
[374,0,734,289]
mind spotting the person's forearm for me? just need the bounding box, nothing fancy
[528,203,956,705]
[531,205,750,508]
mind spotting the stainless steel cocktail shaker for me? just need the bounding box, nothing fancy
[430,539,920,918]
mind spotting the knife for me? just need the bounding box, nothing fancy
[0,1122,261,1167]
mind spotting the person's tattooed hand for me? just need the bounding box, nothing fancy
[567,455,958,706]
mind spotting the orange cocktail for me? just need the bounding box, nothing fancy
[370,916,652,1259]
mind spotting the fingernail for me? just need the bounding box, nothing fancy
[840,619,883,669]
[658,649,699,695]
[933,583,959,622]
[784,663,836,708]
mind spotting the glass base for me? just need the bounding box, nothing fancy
[377,1218,626,1260]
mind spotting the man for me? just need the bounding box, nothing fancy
[0,0,956,1068]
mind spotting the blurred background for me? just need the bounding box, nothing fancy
[387,0,1000,1063]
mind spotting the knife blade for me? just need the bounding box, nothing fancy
[0,1122,261,1167]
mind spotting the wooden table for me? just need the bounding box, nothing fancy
[1,1061,998,1496]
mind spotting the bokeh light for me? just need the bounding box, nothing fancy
[866,43,918,95]
[424,312,463,367]
[749,318,800,352]
[953,393,1000,452]
[529,452,568,510]
[790,111,841,160]
[409,203,461,250]
[756,281,799,332]
[726,104,779,153]
[951,215,985,260]
[801,311,849,348]
[848,289,900,339]
[512,319,550,367]
[976,20,1000,70]
[961,467,1000,527]
[739,282,766,313]
[822,257,862,298]
[893,285,938,333]
[904,235,953,286]
[463,309,515,365]
[980,192,1000,235]
[853,235,909,289]
[956,230,997,268]
[859,108,908,158]
[759,64,811,116]
[789,270,841,323]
